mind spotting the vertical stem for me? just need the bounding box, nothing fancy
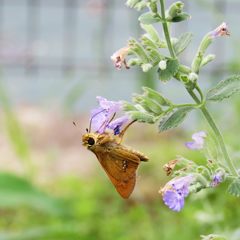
[187,88,238,176]
[159,0,176,58]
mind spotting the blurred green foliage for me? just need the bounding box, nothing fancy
[0,139,239,239]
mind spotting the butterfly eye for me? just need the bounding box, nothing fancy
[87,137,95,146]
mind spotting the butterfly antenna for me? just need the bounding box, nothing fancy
[88,109,106,132]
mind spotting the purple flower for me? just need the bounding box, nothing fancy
[211,172,223,187]
[210,22,230,38]
[90,96,129,135]
[160,175,193,212]
[91,96,122,133]
[107,115,129,135]
[97,96,121,113]
[185,131,206,150]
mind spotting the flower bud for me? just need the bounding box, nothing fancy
[141,63,153,72]
[188,72,198,82]
[191,22,230,73]
[167,1,184,20]
[210,22,230,38]
[158,60,167,70]
[147,1,158,13]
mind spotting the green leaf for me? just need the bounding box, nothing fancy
[132,94,163,116]
[143,87,172,106]
[227,178,240,197]
[122,101,138,112]
[158,107,193,132]
[128,38,149,63]
[200,54,215,67]
[138,12,162,24]
[173,32,193,55]
[126,0,147,11]
[170,13,191,22]
[0,172,66,215]
[158,59,179,82]
[141,35,159,51]
[128,111,156,123]
[207,75,240,102]
[140,24,166,48]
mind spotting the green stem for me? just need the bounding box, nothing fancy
[159,0,176,59]
[173,103,199,108]
[187,88,238,176]
[159,0,238,176]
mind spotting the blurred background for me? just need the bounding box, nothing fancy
[0,0,240,239]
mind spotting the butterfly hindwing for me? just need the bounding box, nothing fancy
[94,146,140,198]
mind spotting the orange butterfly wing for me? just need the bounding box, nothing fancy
[94,146,141,198]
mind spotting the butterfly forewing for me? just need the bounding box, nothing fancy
[94,146,140,198]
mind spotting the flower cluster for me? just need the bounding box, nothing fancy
[90,96,129,135]
[109,0,240,217]
[160,131,227,212]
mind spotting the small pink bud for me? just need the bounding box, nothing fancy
[111,47,130,70]
[210,22,230,38]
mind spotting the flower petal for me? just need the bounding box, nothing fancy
[163,190,184,212]
[210,22,230,38]
[90,107,108,133]
[107,115,130,135]
[185,131,206,150]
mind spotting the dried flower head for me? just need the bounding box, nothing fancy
[163,159,179,176]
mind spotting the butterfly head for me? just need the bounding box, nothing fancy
[82,132,98,149]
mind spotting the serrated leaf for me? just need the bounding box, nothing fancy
[158,59,179,82]
[227,178,240,197]
[159,107,193,132]
[207,75,240,102]
[138,12,162,24]
[143,87,172,106]
[128,111,156,123]
[174,32,193,55]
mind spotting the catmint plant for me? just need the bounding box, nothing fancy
[111,0,240,213]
